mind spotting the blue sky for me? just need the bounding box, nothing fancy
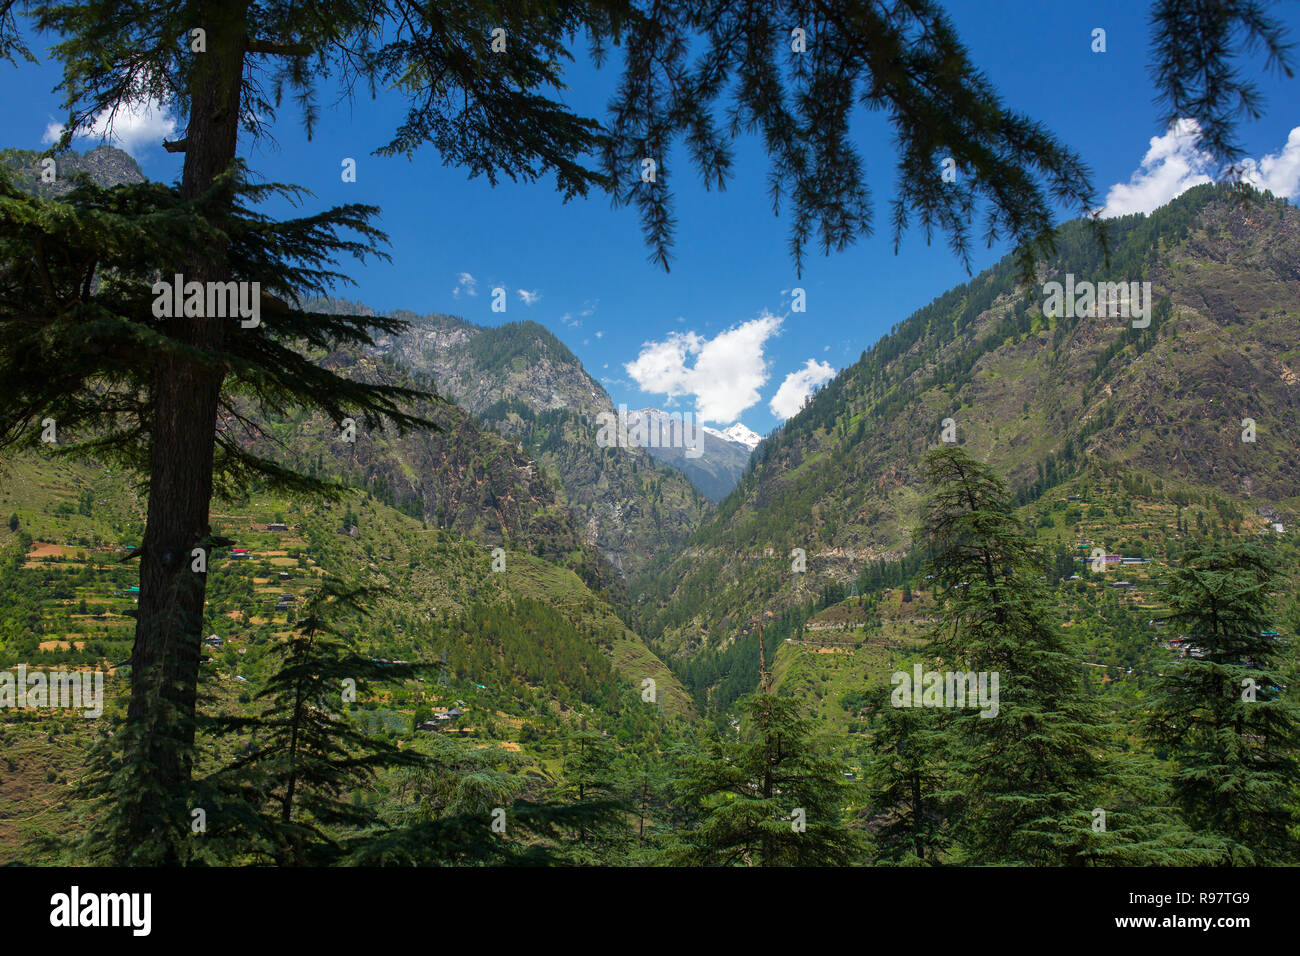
[3,1,1298,436]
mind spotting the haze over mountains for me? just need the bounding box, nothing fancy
[623,408,757,502]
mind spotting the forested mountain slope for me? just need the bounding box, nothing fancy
[634,185,1300,681]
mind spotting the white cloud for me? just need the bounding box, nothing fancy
[1241,126,1300,199]
[43,98,176,157]
[625,313,782,423]
[1101,120,1300,217]
[1100,119,1214,218]
[594,330,603,339]
[517,289,541,306]
[451,273,477,299]
[769,359,836,420]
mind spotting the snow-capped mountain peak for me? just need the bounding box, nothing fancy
[704,422,762,450]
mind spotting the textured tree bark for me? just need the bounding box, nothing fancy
[124,0,248,859]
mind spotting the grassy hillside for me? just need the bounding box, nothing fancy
[0,450,692,863]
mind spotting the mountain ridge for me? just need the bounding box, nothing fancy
[314,305,714,577]
[631,184,1300,697]
[622,407,755,502]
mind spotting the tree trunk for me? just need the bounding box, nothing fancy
[123,0,248,860]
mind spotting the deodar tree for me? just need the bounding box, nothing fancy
[3,0,634,860]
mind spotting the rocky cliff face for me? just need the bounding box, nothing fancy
[382,313,603,414]
[357,312,712,578]
[239,343,630,606]
[0,145,145,196]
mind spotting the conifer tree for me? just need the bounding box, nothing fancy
[2,0,640,855]
[1144,540,1299,863]
[561,727,629,859]
[366,731,604,865]
[399,732,524,824]
[348,731,624,866]
[203,580,427,866]
[77,579,428,865]
[919,446,1099,865]
[1081,746,1229,866]
[665,692,858,865]
[864,698,947,864]
[626,756,674,849]
[1150,0,1296,167]
[0,168,431,860]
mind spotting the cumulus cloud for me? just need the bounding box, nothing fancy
[1100,120,1300,217]
[625,313,782,423]
[43,98,177,156]
[517,289,541,306]
[769,359,836,420]
[1241,126,1300,199]
[451,272,478,299]
[1099,119,1215,218]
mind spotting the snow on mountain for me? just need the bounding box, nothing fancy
[705,422,762,450]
